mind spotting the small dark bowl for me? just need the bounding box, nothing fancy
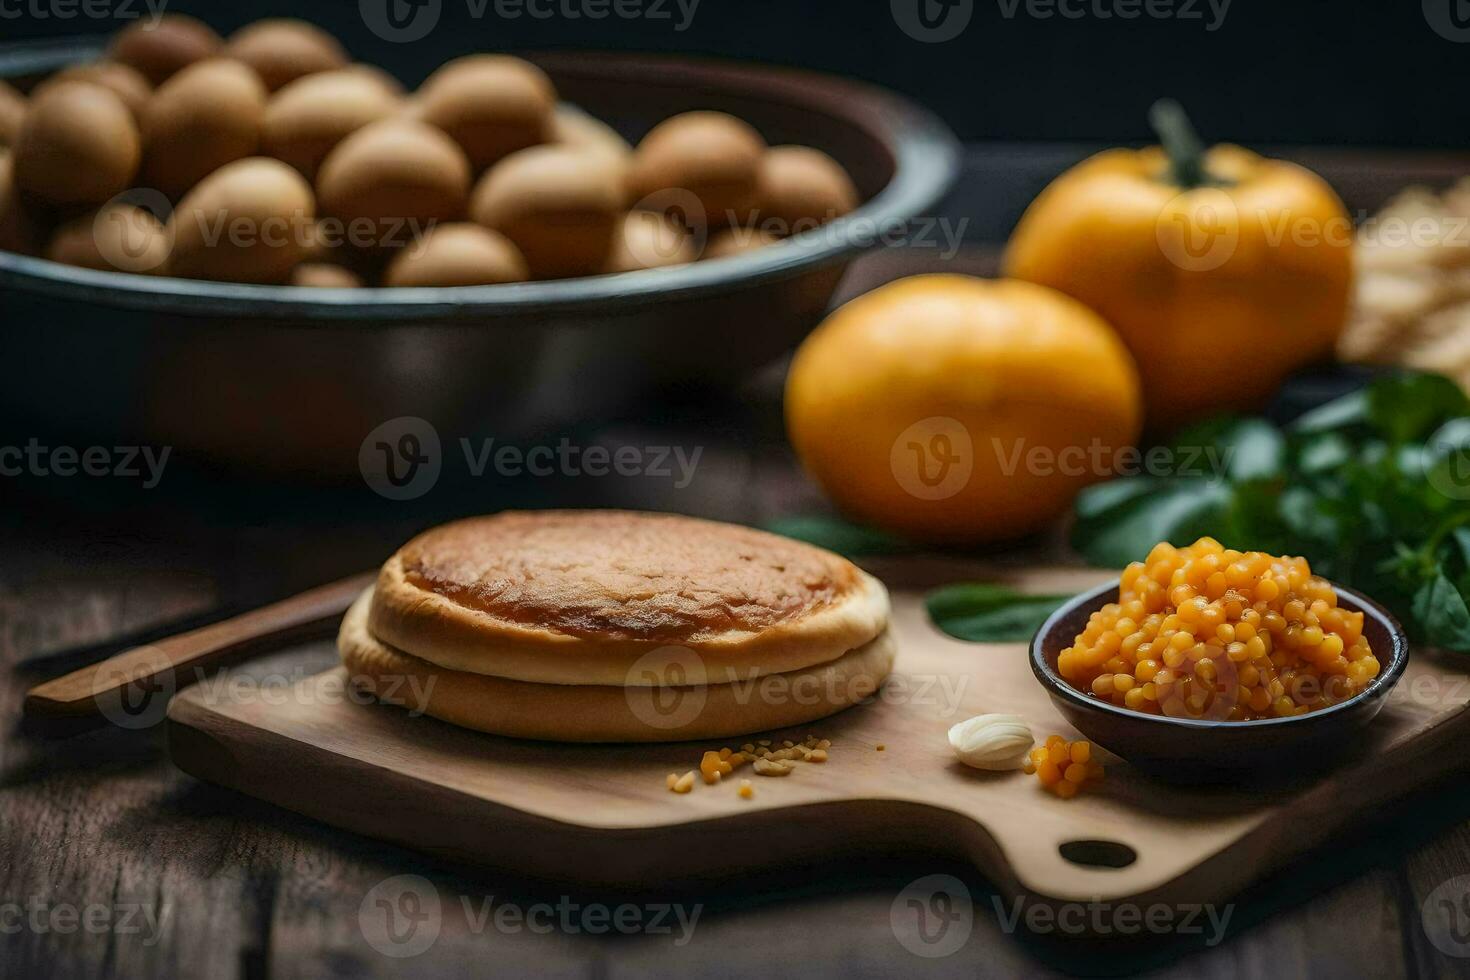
[0,41,959,477]
[1030,580,1410,784]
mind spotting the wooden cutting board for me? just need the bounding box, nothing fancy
[166,564,1470,912]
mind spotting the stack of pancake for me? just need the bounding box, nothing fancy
[339,510,895,742]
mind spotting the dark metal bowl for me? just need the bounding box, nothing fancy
[1030,580,1410,784]
[0,41,959,477]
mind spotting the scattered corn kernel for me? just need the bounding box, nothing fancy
[700,750,733,784]
[668,736,831,793]
[738,779,754,799]
[1058,539,1376,721]
[876,744,886,751]
[1027,736,1104,799]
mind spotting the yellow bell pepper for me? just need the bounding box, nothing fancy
[1004,101,1353,428]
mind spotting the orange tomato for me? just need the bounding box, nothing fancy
[1004,107,1353,428]
[785,275,1141,545]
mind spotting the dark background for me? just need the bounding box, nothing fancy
[3,0,1462,149]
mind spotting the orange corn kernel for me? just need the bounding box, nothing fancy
[1030,735,1104,799]
[1056,539,1374,722]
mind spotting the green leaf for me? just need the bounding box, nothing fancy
[1071,479,1233,568]
[1425,417,1470,504]
[1290,388,1368,434]
[1173,417,1284,481]
[1295,431,1353,475]
[1277,485,1334,542]
[1073,475,1158,520]
[1367,373,1470,444]
[762,514,909,558]
[926,583,1074,643]
[1225,421,1285,482]
[1452,527,1470,596]
[1452,526,1470,570]
[1412,573,1470,652]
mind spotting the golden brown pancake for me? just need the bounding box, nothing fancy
[367,510,891,686]
[340,589,895,742]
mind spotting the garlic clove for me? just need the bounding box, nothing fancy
[948,713,1035,771]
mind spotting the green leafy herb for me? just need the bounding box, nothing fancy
[762,514,911,558]
[926,583,1074,643]
[1070,371,1470,652]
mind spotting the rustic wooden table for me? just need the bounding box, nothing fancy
[7,159,1470,978]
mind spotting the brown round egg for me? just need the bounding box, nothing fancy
[108,14,222,87]
[316,118,470,241]
[417,55,556,172]
[291,262,362,288]
[627,111,766,228]
[45,202,170,274]
[0,151,47,255]
[140,59,266,200]
[262,70,401,181]
[343,63,405,96]
[13,81,140,207]
[38,62,152,120]
[470,145,625,279]
[223,19,348,93]
[167,157,315,283]
[552,105,632,164]
[602,210,696,273]
[747,145,858,231]
[703,227,779,260]
[382,223,527,287]
[0,80,27,146]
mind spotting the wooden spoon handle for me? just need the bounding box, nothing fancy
[23,571,376,722]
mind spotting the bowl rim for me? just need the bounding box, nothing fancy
[0,41,962,323]
[1029,578,1411,730]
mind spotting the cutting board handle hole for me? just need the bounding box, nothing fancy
[1058,839,1137,869]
